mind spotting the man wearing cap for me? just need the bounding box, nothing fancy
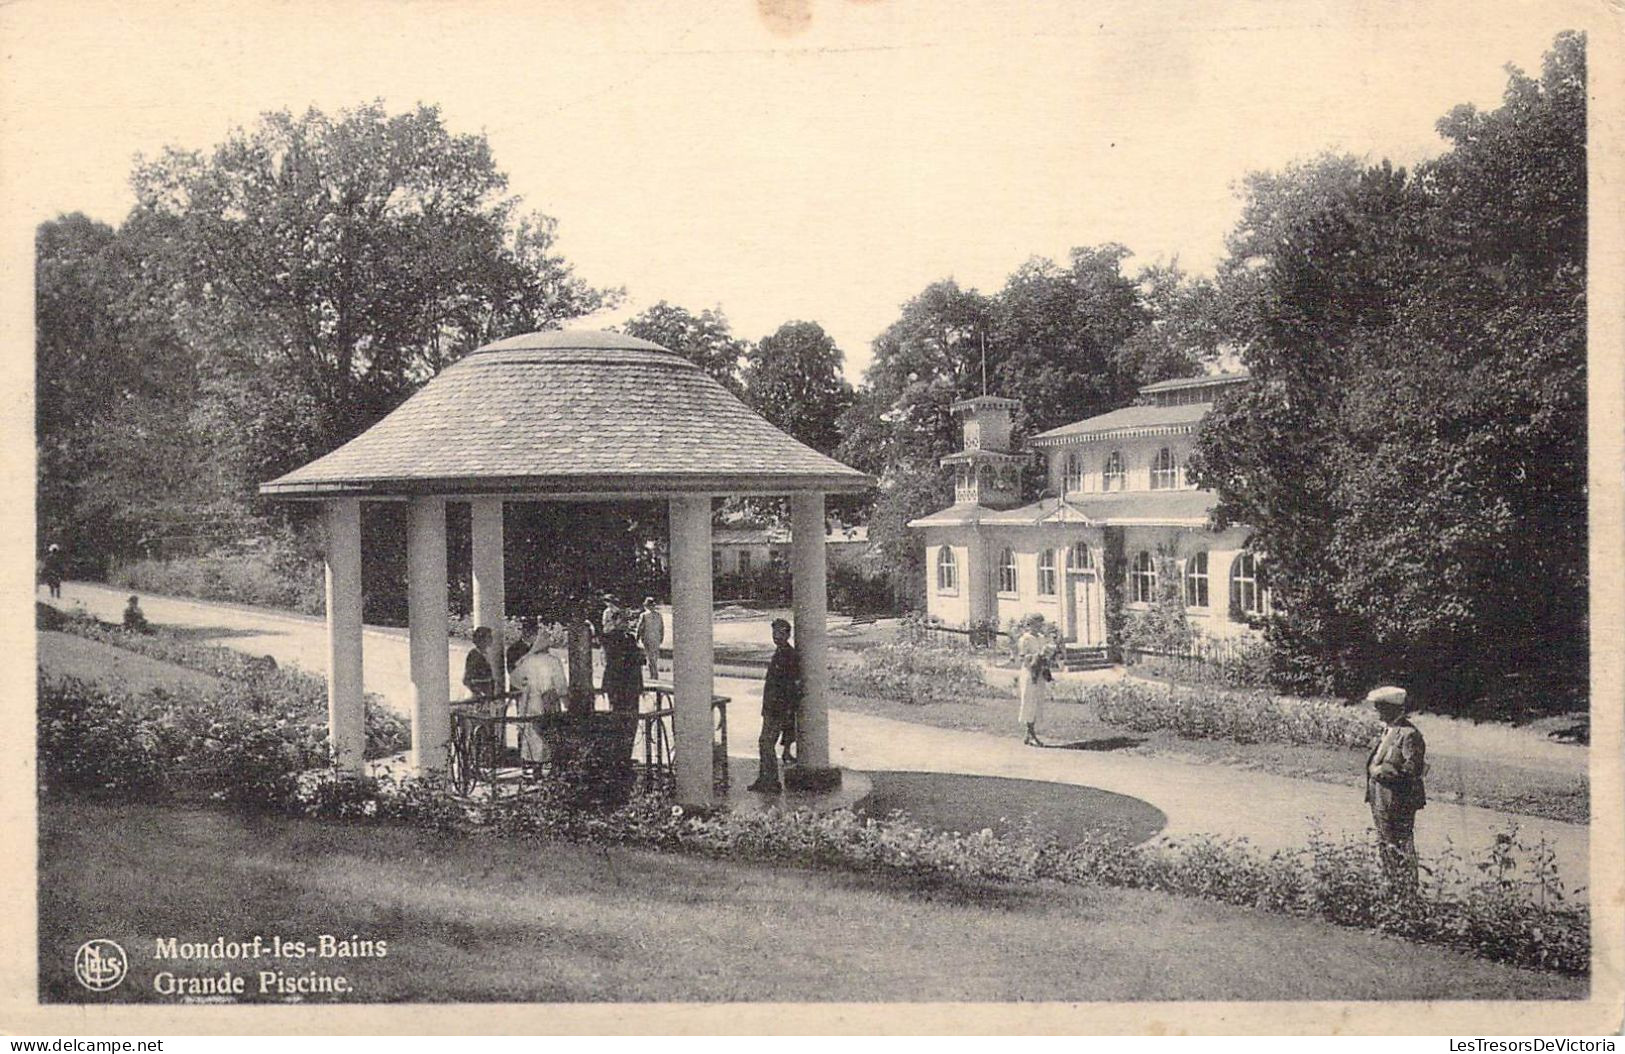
[1364,685,1426,895]
[748,618,802,793]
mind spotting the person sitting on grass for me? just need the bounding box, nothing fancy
[122,595,150,634]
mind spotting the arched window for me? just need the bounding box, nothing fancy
[976,465,992,494]
[1066,542,1093,572]
[1151,447,1178,490]
[1131,551,1157,603]
[1103,451,1125,492]
[936,547,958,594]
[1064,451,1083,493]
[1184,551,1209,608]
[1037,549,1057,596]
[998,547,1019,595]
[1231,551,1271,617]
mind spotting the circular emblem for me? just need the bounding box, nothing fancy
[73,939,128,992]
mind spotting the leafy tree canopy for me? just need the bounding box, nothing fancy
[619,301,749,395]
[1191,31,1586,705]
[742,320,854,457]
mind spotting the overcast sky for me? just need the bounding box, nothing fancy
[0,0,1586,380]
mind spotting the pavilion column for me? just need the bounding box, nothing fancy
[789,491,838,788]
[470,497,506,694]
[323,497,365,776]
[407,496,451,774]
[668,494,715,807]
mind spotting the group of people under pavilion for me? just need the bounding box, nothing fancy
[259,329,870,806]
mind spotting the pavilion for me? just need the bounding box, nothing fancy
[260,329,872,805]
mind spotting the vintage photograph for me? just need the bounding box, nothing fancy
[6,0,1619,1034]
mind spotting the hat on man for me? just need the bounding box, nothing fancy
[1365,685,1408,710]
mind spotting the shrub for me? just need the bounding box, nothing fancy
[287,769,1589,976]
[1037,824,1587,976]
[827,565,897,617]
[1071,678,1379,749]
[110,533,325,616]
[1128,633,1276,691]
[38,675,168,800]
[832,628,989,704]
[53,614,411,758]
[446,612,528,645]
[38,672,329,808]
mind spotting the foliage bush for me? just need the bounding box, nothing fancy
[827,564,898,617]
[1127,633,1276,690]
[109,532,326,616]
[289,771,1588,976]
[40,672,329,807]
[832,617,990,704]
[1072,678,1379,749]
[50,614,410,759]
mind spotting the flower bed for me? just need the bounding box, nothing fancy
[1071,678,1379,749]
[51,613,410,757]
[289,771,1589,977]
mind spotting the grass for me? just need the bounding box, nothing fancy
[38,799,1584,1003]
[38,630,224,695]
[828,679,1589,825]
[855,771,1166,845]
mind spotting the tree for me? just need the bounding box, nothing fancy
[36,214,204,571]
[990,244,1149,436]
[620,301,749,395]
[742,320,854,456]
[128,101,620,483]
[1191,33,1587,709]
[1113,262,1225,385]
[836,280,997,603]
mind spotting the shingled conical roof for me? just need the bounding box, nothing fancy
[260,329,872,499]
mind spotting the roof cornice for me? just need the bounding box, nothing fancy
[1029,422,1198,447]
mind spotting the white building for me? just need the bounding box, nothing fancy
[910,373,1269,655]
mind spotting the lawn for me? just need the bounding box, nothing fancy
[38,799,1584,1003]
[37,629,224,695]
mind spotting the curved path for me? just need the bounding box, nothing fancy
[45,582,1589,898]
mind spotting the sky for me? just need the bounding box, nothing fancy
[0,0,1590,381]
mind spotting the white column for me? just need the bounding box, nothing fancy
[407,496,450,774]
[668,495,715,806]
[470,497,506,694]
[791,491,832,773]
[324,498,365,775]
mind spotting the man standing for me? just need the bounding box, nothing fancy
[749,618,802,793]
[1364,685,1426,895]
[463,626,497,703]
[635,597,664,681]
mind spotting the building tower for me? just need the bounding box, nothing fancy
[942,396,1024,508]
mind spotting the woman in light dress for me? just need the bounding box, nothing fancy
[1016,620,1054,747]
[509,624,568,766]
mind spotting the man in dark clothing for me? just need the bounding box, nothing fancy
[464,626,497,703]
[749,618,802,793]
[599,609,645,714]
[1364,685,1427,896]
[41,544,64,599]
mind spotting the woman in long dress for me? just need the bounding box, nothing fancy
[510,625,568,766]
[1016,624,1052,747]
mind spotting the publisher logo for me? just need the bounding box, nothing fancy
[73,939,128,992]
